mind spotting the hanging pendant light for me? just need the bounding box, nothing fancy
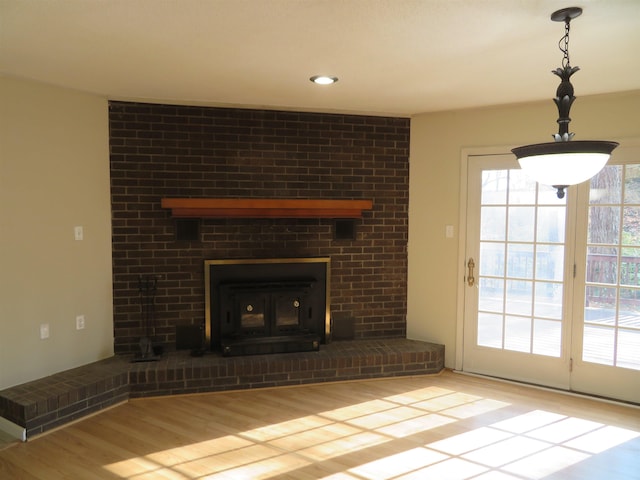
[512,7,618,199]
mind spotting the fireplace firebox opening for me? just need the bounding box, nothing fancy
[205,258,330,356]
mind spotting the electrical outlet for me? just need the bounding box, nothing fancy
[76,315,85,330]
[40,323,50,339]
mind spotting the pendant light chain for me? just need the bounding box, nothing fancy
[511,6,619,200]
[559,19,572,69]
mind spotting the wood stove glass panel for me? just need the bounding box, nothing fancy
[238,293,267,332]
[275,295,301,327]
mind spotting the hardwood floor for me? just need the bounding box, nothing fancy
[1,370,638,479]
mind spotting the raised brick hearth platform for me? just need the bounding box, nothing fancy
[0,339,443,439]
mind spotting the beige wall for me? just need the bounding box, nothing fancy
[407,90,640,368]
[0,76,113,389]
[2,74,638,388]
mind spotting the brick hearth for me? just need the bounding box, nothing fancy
[0,339,443,439]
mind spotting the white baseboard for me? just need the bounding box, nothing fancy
[0,416,26,442]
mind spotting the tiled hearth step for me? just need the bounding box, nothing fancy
[0,356,130,439]
[129,338,444,398]
[0,339,444,439]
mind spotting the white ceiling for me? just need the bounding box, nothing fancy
[1,0,639,117]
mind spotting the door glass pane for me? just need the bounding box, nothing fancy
[508,207,535,242]
[481,206,506,241]
[590,165,622,204]
[481,170,508,204]
[533,319,562,357]
[478,313,503,348]
[583,165,640,370]
[582,325,615,364]
[537,207,566,242]
[534,282,563,319]
[505,280,532,315]
[504,315,531,352]
[535,244,564,281]
[624,164,640,203]
[480,242,505,276]
[587,206,620,244]
[479,277,503,312]
[508,170,536,204]
[507,244,534,278]
[586,247,618,285]
[477,169,566,357]
[617,329,640,369]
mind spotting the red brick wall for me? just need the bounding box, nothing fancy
[109,101,410,354]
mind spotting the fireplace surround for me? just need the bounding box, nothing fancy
[109,101,410,354]
[205,258,330,355]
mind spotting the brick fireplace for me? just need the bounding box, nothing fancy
[109,101,410,354]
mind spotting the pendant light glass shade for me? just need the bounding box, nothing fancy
[513,140,618,194]
[511,7,618,199]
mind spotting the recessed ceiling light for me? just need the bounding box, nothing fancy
[310,75,338,85]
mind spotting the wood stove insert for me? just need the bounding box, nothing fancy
[205,258,330,356]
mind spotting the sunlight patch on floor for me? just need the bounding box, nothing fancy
[565,425,640,453]
[348,447,448,479]
[501,446,589,479]
[102,383,639,480]
[297,431,389,461]
[375,413,455,438]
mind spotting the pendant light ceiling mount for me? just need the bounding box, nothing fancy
[511,6,618,199]
[550,6,582,23]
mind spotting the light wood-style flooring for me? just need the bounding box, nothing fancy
[1,370,639,479]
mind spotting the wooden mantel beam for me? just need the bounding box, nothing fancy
[160,198,373,219]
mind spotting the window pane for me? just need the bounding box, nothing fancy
[588,206,620,244]
[505,316,531,353]
[479,277,504,313]
[590,165,621,204]
[480,242,504,276]
[620,261,640,287]
[535,244,564,281]
[478,313,503,348]
[507,244,534,279]
[537,207,566,243]
[617,329,640,370]
[622,207,640,247]
[508,207,535,242]
[621,249,640,290]
[619,287,640,314]
[508,170,536,204]
[534,282,563,319]
[481,207,506,241]
[623,164,640,204]
[585,286,618,322]
[482,170,508,204]
[586,247,618,285]
[582,325,615,365]
[532,319,562,357]
[505,280,532,315]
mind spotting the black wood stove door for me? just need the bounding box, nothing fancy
[219,281,316,341]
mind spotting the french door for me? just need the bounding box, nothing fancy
[462,148,640,404]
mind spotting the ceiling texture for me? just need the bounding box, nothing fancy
[1,0,640,117]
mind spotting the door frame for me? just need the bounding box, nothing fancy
[456,140,640,400]
[456,146,517,371]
